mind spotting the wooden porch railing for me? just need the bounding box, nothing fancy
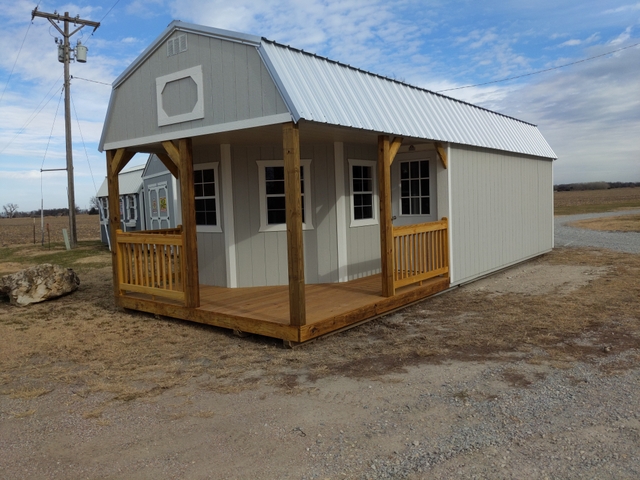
[393,218,449,289]
[116,227,185,302]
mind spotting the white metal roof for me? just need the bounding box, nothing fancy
[96,164,145,197]
[258,40,556,159]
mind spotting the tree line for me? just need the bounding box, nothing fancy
[554,182,640,192]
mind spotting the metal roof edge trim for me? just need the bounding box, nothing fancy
[259,38,538,128]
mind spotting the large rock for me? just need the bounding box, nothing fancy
[0,264,80,306]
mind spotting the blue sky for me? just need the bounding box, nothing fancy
[1,0,639,212]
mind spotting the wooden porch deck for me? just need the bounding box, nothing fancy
[118,274,450,343]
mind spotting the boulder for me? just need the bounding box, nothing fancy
[0,264,80,306]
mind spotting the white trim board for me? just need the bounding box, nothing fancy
[333,142,348,282]
[221,144,237,288]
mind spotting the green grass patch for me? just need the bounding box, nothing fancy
[554,200,640,216]
[0,241,109,269]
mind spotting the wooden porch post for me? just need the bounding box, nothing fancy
[283,122,306,326]
[378,135,395,297]
[178,138,200,308]
[106,148,135,301]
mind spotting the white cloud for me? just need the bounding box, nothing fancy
[603,2,640,14]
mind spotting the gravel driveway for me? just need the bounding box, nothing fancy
[555,209,640,253]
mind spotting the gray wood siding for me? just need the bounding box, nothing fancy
[449,145,553,285]
[230,143,339,287]
[102,33,289,148]
[197,232,227,286]
[344,143,381,280]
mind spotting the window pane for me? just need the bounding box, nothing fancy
[195,199,205,211]
[194,184,203,197]
[267,196,286,210]
[206,212,216,225]
[362,179,372,192]
[421,179,429,196]
[203,183,215,197]
[362,206,373,219]
[361,193,372,207]
[354,206,363,220]
[411,179,420,196]
[401,198,410,215]
[401,179,410,197]
[361,166,371,179]
[202,169,214,183]
[411,197,420,215]
[421,197,430,214]
[354,194,363,207]
[410,161,419,178]
[194,170,202,183]
[266,180,285,195]
[353,165,362,178]
[353,179,363,192]
[420,160,429,178]
[400,162,409,179]
[196,211,206,225]
[268,210,286,224]
[266,166,284,181]
[205,199,216,211]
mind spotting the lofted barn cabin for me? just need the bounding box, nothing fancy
[99,21,556,344]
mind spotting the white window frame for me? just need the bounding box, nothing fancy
[125,194,137,225]
[194,162,222,233]
[257,159,313,233]
[348,159,378,227]
[398,158,431,217]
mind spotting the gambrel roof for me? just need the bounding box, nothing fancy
[100,21,556,159]
[96,164,145,198]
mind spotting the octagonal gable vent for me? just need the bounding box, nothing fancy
[156,66,204,126]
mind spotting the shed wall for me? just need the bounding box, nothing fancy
[230,143,339,287]
[449,145,553,285]
[102,33,289,149]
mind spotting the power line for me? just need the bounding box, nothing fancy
[436,42,640,93]
[72,75,112,86]
[0,22,32,106]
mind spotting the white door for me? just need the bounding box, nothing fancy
[148,182,171,230]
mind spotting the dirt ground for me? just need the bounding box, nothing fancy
[1,243,639,478]
[554,187,640,215]
[0,214,101,246]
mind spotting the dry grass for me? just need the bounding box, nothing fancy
[0,213,100,246]
[555,187,640,215]
[1,243,639,403]
[569,214,640,232]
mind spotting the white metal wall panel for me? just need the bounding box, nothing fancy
[449,145,553,285]
[260,41,556,160]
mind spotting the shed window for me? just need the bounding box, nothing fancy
[194,163,221,233]
[126,195,137,222]
[400,160,430,215]
[348,159,378,227]
[258,160,313,232]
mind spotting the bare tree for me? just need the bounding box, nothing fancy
[2,203,18,218]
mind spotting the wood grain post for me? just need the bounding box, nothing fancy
[177,138,200,308]
[378,135,395,297]
[106,148,134,302]
[283,122,306,327]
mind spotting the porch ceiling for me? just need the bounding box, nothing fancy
[120,120,437,155]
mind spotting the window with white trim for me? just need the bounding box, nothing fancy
[100,197,109,221]
[194,162,222,233]
[348,159,378,227]
[126,195,137,222]
[257,160,312,232]
[400,159,430,216]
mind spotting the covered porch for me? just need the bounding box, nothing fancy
[105,123,451,343]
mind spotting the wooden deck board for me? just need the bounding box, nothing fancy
[118,274,449,343]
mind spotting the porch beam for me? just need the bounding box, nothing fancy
[177,138,200,308]
[435,142,448,169]
[283,122,306,327]
[389,137,403,164]
[156,152,180,178]
[378,135,395,297]
[161,140,181,167]
[106,150,125,301]
[110,148,135,177]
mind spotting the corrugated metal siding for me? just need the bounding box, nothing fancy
[449,145,553,285]
[260,41,556,159]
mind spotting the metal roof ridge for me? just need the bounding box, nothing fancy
[259,37,538,128]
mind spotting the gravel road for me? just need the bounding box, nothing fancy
[555,209,640,253]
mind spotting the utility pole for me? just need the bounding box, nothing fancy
[32,8,99,248]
